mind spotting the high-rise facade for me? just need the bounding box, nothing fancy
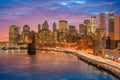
[59,20,67,32]
[114,16,120,41]
[69,25,77,36]
[68,25,78,42]
[69,25,76,31]
[9,25,20,42]
[23,25,30,32]
[84,20,90,27]
[53,22,57,31]
[99,13,106,49]
[91,16,97,33]
[21,25,30,43]
[99,13,106,29]
[108,10,114,40]
[52,22,58,43]
[84,20,91,35]
[79,24,85,35]
[38,24,41,33]
[42,20,49,31]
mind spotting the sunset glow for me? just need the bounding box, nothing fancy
[0,0,120,41]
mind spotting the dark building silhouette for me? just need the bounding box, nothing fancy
[28,31,36,55]
[38,24,41,33]
[42,20,49,31]
[53,22,57,31]
[108,10,114,40]
[106,37,111,49]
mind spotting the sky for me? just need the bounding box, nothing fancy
[0,0,120,41]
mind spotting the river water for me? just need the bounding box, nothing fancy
[0,49,119,80]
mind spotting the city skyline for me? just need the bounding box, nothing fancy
[0,0,120,41]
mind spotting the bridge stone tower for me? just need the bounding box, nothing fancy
[28,31,36,55]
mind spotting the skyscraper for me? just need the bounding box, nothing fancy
[114,16,120,41]
[99,13,106,49]
[38,24,41,33]
[68,25,78,42]
[84,20,90,27]
[99,13,106,29]
[53,22,57,31]
[9,25,20,42]
[79,24,84,35]
[52,22,58,43]
[42,20,49,30]
[84,20,91,35]
[91,16,97,33]
[23,25,30,32]
[59,20,67,32]
[108,10,114,40]
[21,25,30,43]
[69,25,76,31]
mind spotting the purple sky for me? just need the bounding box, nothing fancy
[0,0,120,41]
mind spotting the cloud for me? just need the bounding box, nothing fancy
[0,0,119,41]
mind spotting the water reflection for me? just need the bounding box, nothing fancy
[0,50,119,80]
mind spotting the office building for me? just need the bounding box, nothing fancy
[53,22,57,31]
[79,24,84,35]
[38,24,41,33]
[84,20,91,35]
[91,16,97,33]
[99,13,106,29]
[21,25,30,43]
[42,20,49,31]
[114,16,120,41]
[9,25,20,43]
[108,10,114,40]
[59,20,67,32]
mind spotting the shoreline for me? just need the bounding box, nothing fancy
[39,48,120,78]
[1,48,120,78]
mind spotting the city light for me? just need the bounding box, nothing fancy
[0,0,120,80]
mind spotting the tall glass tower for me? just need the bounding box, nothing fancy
[108,10,114,40]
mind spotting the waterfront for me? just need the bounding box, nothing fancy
[0,50,119,80]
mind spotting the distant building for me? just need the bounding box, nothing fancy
[38,20,51,43]
[91,16,97,33]
[99,13,106,49]
[9,25,20,43]
[79,24,84,35]
[99,13,106,40]
[52,22,58,43]
[114,16,120,41]
[99,13,106,29]
[69,25,76,32]
[38,30,51,43]
[68,25,78,42]
[84,20,91,35]
[23,25,30,32]
[106,37,111,49]
[111,16,120,49]
[21,25,30,43]
[51,31,58,43]
[38,24,41,33]
[53,22,57,31]
[42,20,49,31]
[108,10,114,40]
[59,20,67,32]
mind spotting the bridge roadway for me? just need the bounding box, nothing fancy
[39,47,120,78]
